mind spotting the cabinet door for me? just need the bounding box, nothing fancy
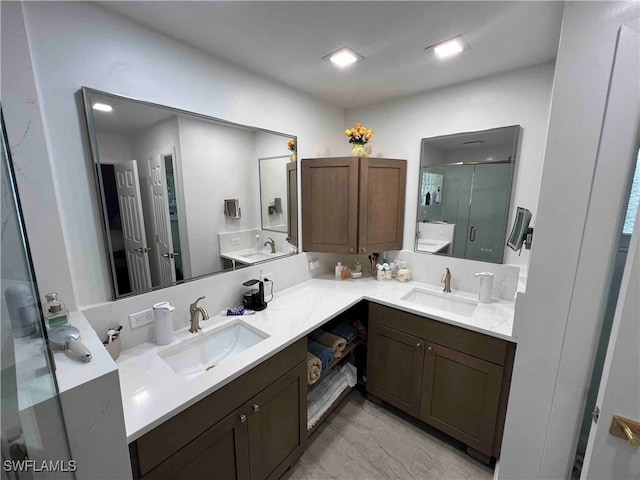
[286,162,298,248]
[301,157,359,253]
[142,405,250,480]
[358,158,406,254]
[420,342,503,456]
[367,323,424,417]
[247,362,307,480]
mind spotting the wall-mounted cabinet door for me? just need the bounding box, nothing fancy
[420,342,503,457]
[142,405,250,480]
[286,162,298,248]
[302,157,359,253]
[367,323,425,417]
[358,158,406,254]
[247,362,307,480]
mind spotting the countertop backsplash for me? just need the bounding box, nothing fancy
[316,250,522,301]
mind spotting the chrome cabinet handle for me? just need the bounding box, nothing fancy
[427,346,433,351]
[239,414,247,423]
[252,404,259,413]
[362,247,366,253]
[416,342,421,348]
[469,226,476,242]
[349,248,354,253]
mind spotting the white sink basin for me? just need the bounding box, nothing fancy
[238,251,275,262]
[401,288,477,317]
[160,321,269,381]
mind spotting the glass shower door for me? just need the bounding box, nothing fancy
[1,110,74,479]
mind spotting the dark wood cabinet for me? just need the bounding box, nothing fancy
[247,362,307,480]
[301,157,406,254]
[131,339,307,480]
[367,323,424,417]
[420,342,503,457]
[366,302,515,461]
[142,405,250,480]
[286,162,298,248]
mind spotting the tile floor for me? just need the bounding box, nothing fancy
[285,390,493,479]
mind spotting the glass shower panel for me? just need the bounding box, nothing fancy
[463,163,513,262]
[1,111,73,477]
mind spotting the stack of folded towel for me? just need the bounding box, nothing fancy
[310,330,346,358]
[330,322,359,344]
[306,352,322,385]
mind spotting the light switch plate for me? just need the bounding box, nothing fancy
[309,259,320,270]
[129,308,153,329]
[231,238,240,246]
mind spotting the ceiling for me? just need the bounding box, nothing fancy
[98,1,564,109]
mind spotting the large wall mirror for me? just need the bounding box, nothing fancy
[82,88,298,299]
[416,125,520,263]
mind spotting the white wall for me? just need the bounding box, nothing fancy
[178,116,258,276]
[345,62,555,266]
[95,133,132,165]
[18,1,344,307]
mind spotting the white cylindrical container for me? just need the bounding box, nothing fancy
[475,272,494,303]
[153,302,175,346]
[335,261,344,279]
[396,268,411,282]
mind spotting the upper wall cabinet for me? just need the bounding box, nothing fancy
[301,157,406,254]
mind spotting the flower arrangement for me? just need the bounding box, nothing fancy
[287,139,296,162]
[344,123,373,145]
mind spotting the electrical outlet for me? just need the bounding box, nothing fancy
[231,238,240,246]
[309,259,320,270]
[129,308,153,329]
[260,272,273,282]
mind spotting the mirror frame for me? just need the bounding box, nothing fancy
[81,87,298,299]
[415,125,521,263]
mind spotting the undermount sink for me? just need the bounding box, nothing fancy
[238,251,276,262]
[160,321,269,381]
[401,288,478,317]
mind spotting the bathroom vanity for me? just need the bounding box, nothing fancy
[114,276,516,478]
[367,303,514,462]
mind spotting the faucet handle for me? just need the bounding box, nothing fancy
[190,296,205,310]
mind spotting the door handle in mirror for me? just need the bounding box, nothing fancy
[469,226,476,242]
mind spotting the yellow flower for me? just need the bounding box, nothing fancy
[345,129,352,136]
[365,133,372,140]
[366,129,373,137]
[359,127,366,135]
[354,123,361,131]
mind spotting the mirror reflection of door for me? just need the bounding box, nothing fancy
[112,160,152,292]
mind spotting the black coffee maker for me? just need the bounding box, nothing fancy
[242,279,267,311]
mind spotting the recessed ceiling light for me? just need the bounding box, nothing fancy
[323,47,364,69]
[92,102,113,112]
[426,35,470,60]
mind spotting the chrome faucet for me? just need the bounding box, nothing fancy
[442,268,452,293]
[264,237,276,254]
[189,296,209,333]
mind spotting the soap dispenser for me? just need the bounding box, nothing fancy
[153,302,175,345]
[475,272,494,304]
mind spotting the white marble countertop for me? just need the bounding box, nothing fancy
[115,275,515,443]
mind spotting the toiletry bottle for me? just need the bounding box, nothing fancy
[43,292,69,329]
[335,261,344,279]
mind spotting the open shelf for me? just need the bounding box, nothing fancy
[307,385,355,438]
[309,340,361,390]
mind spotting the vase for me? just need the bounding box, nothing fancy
[351,143,371,157]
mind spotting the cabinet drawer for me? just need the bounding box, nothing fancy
[369,302,509,366]
[135,338,306,477]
